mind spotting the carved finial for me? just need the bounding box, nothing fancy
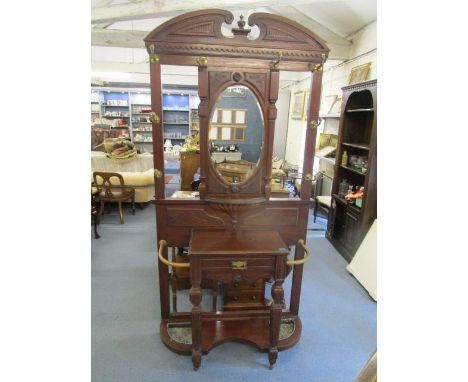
[232,14,251,36]
[238,15,246,29]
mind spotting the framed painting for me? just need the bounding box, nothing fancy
[292,91,306,119]
[348,62,372,85]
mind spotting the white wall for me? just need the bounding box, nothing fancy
[273,90,291,159]
[321,20,377,102]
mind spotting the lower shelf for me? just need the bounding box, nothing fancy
[160,315,302,355]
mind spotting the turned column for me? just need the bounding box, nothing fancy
[189,256,202,370]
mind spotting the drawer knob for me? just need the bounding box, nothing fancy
[250,295,257,300]
[233,296,239,301]
[233,282,239,288]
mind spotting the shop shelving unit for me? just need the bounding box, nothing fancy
[326,79,377,262]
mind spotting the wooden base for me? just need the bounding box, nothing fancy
[160,315,302,356]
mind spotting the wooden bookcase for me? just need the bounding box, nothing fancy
[326,79,377,262]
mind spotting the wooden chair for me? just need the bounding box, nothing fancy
[313,172,332,223]
[93,171,135,224]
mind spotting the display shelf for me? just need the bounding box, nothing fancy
[346,108,374,113]
[163,108,189,111]
[315,155,335,165]
[327,79,377,263]
[320,113,341,119]
[342,142,370,150]
[332,194,362,214]
[133,130,152,132]
[339,164,366,176]
[132,113,151,115]
[164,122,189,125]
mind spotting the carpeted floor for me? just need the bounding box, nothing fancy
[92,204,376,382]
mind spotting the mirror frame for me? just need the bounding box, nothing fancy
[208,83,265,187]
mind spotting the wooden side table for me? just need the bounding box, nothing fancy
[188,229,289,370]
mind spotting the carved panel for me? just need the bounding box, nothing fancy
[244,72,266,98]
[242,208,299,227]
[209,71,231,96]
[264,27,304,43]
[169,22,216,37]
[167,208,225,227]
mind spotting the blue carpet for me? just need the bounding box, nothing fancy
[92,205,376,382]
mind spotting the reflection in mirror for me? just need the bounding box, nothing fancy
[272,71,312,199]
[160,65,200,199]
[209,85,264,184]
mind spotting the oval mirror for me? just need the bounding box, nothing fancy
[209,85,264,184]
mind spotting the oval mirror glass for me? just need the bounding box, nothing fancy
[209,85,264,184]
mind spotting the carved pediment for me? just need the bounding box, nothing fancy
[144,9,329,63]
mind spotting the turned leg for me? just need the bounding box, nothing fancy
[313,199,318,223]
[98,200,105,224]
[190,259,202,371]
[118,201,124,224]
[211,283,218,311]
[269,279,284,369]
[170,248,177,312]
[93,211,100,239]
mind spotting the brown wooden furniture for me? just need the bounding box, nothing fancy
[91,205,100,239]
[215,160,255,183]
[145,9,328,369]
[180,151,200,190]
[313,172,332,222]
[326,80,377,262]
[188,229,289,369]
[93,171,136,224]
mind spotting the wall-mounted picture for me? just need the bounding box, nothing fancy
[292,91,306,119]
[223,87,246,97]
[348,62,372,85]
[330,97,342,114]
[321,95,338,115]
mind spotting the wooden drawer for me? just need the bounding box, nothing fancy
[224,289,264,304]
[227,279,265,290]
[200,256,275,271]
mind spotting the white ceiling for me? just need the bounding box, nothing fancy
[91,0,376,87]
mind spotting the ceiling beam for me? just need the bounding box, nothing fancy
[91,28,349,60]
[92,29,147,49]
[91,0,320,24]
[268,5,351,47]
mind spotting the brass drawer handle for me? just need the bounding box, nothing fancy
[286,239,311,266]
[158,240,189,268]
[232,261,247,270]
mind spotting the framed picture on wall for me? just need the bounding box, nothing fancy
[348,62,372,85]
[292,91,306,119]
[321,95,337,115]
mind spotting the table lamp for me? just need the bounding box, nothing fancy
[164,139,173,152]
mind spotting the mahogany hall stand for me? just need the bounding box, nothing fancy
[145,9,329,369]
